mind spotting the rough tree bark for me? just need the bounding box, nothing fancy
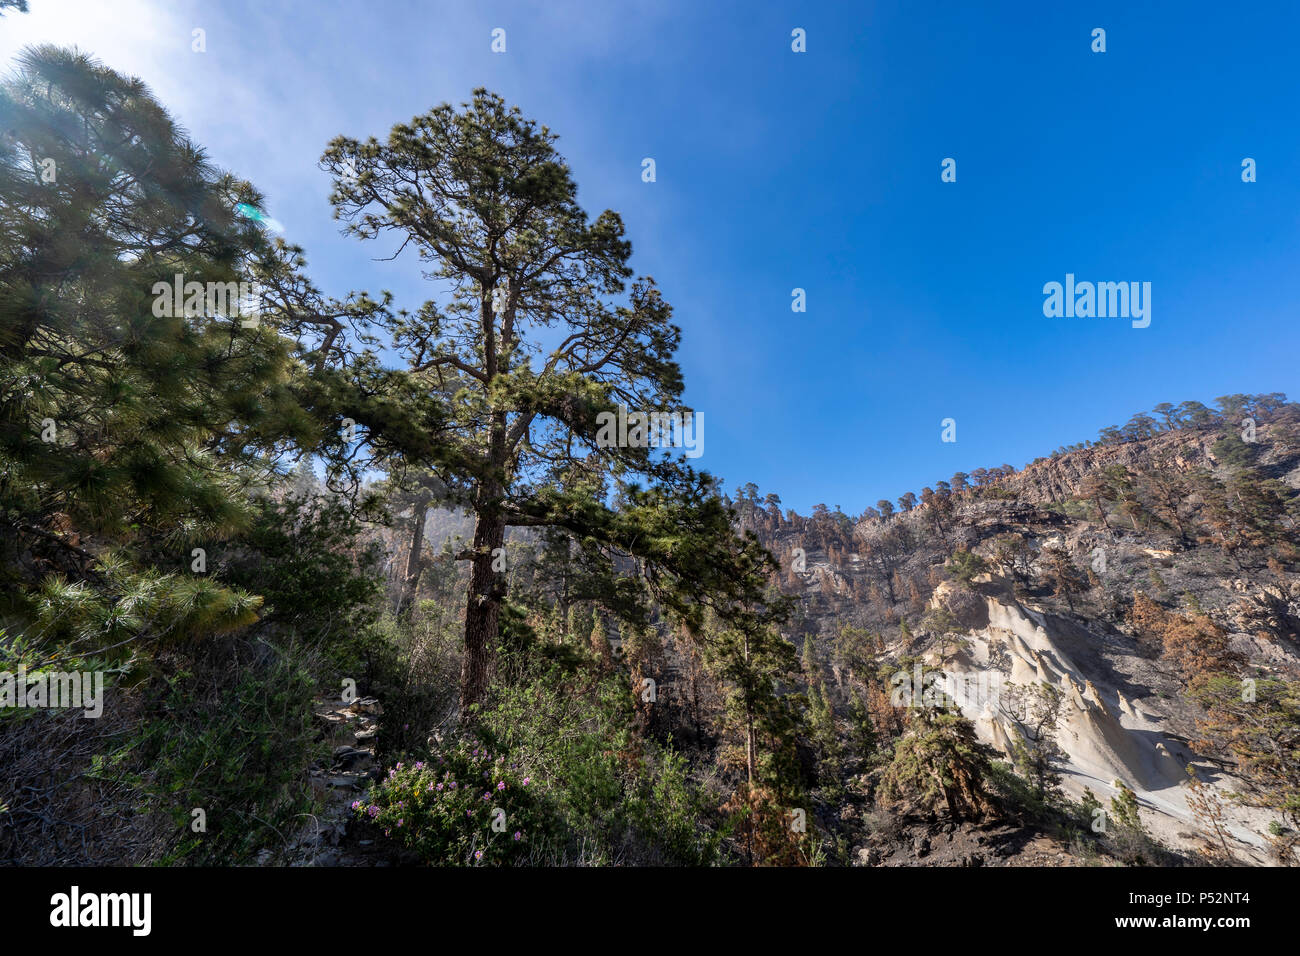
[459,403,508,718]
[398,497,430,618]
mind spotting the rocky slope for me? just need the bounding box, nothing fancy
[740,416,1300,863]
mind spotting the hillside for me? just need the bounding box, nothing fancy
[719,402,1300,864]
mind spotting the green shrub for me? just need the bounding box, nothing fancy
[358,657,726,866]
[135,637,324,864]
[211,492,384,676]
[354,740,557,865]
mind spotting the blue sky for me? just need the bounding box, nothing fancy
[4,1,1297,514]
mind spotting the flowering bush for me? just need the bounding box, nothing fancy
[353,740,553,865]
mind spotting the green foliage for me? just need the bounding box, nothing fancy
[705,617,807,799]
[315,88,707,710]
[1079,786,1103,824]
[985,759,1051,821]
[355,742,552,866]
[352,656,728,866]
[832,624,878,675]
[474,665,722,865]
[137,639,323,865]
[1096,782,1182,865]
[1212,431,1259,471]
[0,46,309,547]
[1109,782,1143,832]
[0,38,398,865]
[3,555,261,671]
[945,547,987,586]
[211,490,384,679]
[806,680,843,794]
[880,706,996,822]
[847,689,878,764]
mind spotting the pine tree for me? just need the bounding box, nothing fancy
[880,705,996,822]
[1109,783,1144,833]
[706,614,804,796]
[317,90,772,716]
[807,678,842,786]
[945,547,987,586]
[847,689,877,762]
[999,682,1065,801]
[1,47,308,555]
[1193,674,1300,834]
[589,613,612,668]
[1078,472,1112,528]
[801,635,819,682]
[0,48,321,651]
[1042,545,1087,612]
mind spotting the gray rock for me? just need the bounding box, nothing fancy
[333,746,374,771]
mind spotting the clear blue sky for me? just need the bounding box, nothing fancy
[4,1,1298,514]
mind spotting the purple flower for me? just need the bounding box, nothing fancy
[496,781,505,791]
[513,831,522,841]
[522,777,531,786]
[415,761,424,770]
[397,819,404,827]
[350,800,361,810]
[474,850,484,861]
[367,805,380,818]
[450,782,457,789]
[395,762,403,770]
[436,783,444,791]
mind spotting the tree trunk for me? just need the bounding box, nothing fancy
[399,498,430,618]
[1093,496,1109,528]
[459,380,509,718]
[743,632,756,789]
[460,508,505,718]
[944,785,961,822]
